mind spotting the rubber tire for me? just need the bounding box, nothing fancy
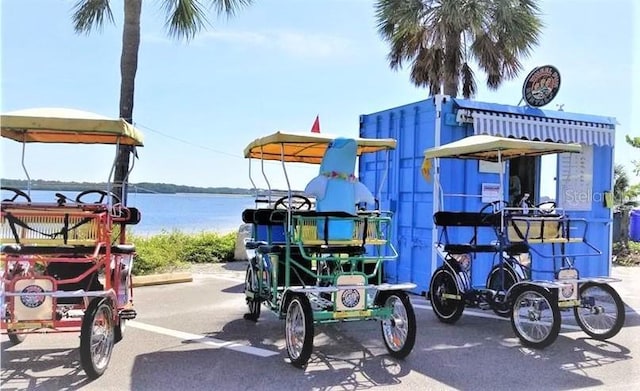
[114,270,131,343]
[429,267,464,324]
[285,294,314,368]
[114,317,126,343]
[486,264,519,317]
[8,331,26,345]
[244,265,261,321]
[574,282,625,340]
[510,285,561,349]
[80,298,115,379]
[379,291,416,359]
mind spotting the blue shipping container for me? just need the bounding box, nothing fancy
[359,96,617,295]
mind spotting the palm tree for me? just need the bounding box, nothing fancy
[71,0,253,203]
[375,0,544,98]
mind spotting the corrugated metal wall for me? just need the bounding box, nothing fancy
[359,97,614,294]
[359,99,437,294]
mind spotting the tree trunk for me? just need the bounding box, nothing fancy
[442,30,460,98]
[114,0,142,205]
[620,207,631,250]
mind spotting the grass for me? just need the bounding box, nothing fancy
[130,230,237,275]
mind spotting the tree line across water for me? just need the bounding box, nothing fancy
[1,179,255,195]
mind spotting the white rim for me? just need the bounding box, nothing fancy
[382,295,408,351]
[576,285,618,334]
[91,304,114,370]
[512,290,555,343]
[285,299,305,360]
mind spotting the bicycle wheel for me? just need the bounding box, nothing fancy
[7,330,26,345]
[510,284,560,349]
[285,294,314,368]
[486,264,519,317]
[574,282,625,340]
[429,267,464,324]
[379,291,416,359]
[244,264,261,321]
[80,297,115,379]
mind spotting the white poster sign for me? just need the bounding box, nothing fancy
[482,183,502,203]
[479,160,506,174]
[558,144,593,211]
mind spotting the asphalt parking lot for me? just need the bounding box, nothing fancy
[2,263,640,391]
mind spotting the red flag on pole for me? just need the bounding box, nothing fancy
[310,115,320,133]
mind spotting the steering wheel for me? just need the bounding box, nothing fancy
[75,189,122,205]
[479,200,509,215]
[273,195,312,211]
[478,200,509,227]
[535,201,557,215]
[55,192,72,206]
[1,186,32,203]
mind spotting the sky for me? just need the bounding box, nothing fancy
[1,0,639,192]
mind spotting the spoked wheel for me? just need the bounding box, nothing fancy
[244,265,261,322]
[285,294,314,368]
[574,282,625,340]
[486,264,519,318]
[429,267,464,324]
[379,291,416,359]
[80,298,115,379]
[510,285,561,349]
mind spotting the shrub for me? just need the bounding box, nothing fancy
[130,230,237,275]
[183,232,237,263]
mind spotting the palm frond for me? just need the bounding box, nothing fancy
[161,0,209,40]
[375,0,543,95]
[460,62,477,98]
[376,0,431,70]
[208,0,253,17]
[410,46,444,94]
[72,0,114,34]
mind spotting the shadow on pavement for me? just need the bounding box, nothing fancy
[0,346,91,391]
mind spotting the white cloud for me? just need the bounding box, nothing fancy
[145,28,355,59]
[200,30,268,46]
[270,31,352,59]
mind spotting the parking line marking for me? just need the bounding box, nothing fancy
[411,302,587,331]
[128,320,279,357]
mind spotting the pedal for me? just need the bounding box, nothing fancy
[119,309,137,320]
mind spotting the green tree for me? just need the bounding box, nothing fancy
[375,0,544,98]
[614,135,640,251]
[626,135,640,176]
[614,164,630,205]
[71,0,253,203]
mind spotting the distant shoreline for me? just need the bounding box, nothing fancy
[1,179,303,195]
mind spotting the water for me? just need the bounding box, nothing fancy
[10,190,257,236]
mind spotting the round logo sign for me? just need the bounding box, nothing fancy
[522,65,561,107]
[561,283,574,299]
[341,289,361,308]
[20,284,46,308]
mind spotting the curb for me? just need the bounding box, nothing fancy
[132,272,193,287]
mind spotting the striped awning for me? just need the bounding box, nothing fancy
[458,109,615,146]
